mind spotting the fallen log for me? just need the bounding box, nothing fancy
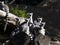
[0,10,25,25]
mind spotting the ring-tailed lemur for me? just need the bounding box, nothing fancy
[1,1,9,32]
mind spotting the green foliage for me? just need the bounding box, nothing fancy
[10,6,27,18]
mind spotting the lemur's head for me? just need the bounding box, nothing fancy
[0,1,4,5]
[37,17,42,22]
[27,13,33,18]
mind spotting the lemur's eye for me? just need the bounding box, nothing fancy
[29,15,31,16]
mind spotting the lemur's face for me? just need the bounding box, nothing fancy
[1,1,4,5]
[37,18,42,22]
[27,13,32,16]
[28,14,31,17]
[37,18,41,22]
[27,14,31,18]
